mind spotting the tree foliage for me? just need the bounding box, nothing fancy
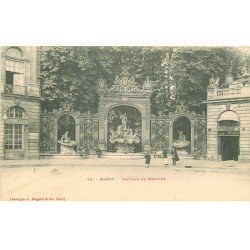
[171,47,247,113]
[40,46,247,114]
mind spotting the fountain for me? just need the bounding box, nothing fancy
[109,112,140,153]
[58,131,77,155]
[172,130,190,155]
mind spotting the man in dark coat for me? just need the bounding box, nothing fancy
[171,146,179,166]
[145,151,151,168]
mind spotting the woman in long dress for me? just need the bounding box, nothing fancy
[164,154,169,166]
[163,148,168,166]
[145,151,151,168]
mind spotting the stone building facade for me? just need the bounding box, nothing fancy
[39,67,206,158]
[0,50,207,160]
[205,74,250,162]
[98,68,152,152]
[0,46,41,160]
[2,47,248,162]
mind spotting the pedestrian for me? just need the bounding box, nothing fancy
[163,147,168,166]
[164,155,169,166]
[171,146,179,166]
[196,147,201,160]
[164,149,169,166]
[145,151,151,168]
[163,147,168,158]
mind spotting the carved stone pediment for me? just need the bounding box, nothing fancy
[59,102,74,112]
[168,103,198,120]
[106,66,152,95]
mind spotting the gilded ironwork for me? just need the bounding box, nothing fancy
[150,105,207,154]
[41,110,99,154]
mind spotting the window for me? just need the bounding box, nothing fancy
[5,47,25,94]
[7,106,24,118]
[4,107,26,150]
[5,59,24,87]
[5,124,23,149]
[6,60,24,73]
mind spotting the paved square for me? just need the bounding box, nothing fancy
[1,158,250,200]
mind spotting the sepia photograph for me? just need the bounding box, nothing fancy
[1,46,250,200]
[1,1,250,250]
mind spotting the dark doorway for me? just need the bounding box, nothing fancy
[173,116,191,142]
[220,136,239,161]
[57,114,76,152]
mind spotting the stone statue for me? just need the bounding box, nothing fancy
[58,131,76,155]
[61,131,70,143]
[208,76,220,89]
[117,125,123,136]
[177,130,186,142]
[214,77,220,88]
[109,123,140,153]
[121,112,127,129]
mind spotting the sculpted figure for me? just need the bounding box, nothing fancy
[177,130,186,142]
[58,131,76,155]
[61,131,70,143]
[120,113,127,129]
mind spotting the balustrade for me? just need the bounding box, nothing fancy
[207,87,243,100]
[3,84,40,97]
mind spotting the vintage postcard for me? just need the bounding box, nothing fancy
[0,46,250,200]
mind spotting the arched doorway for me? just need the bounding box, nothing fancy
[107,105,142,152]
[172,116,191,154]
[57,114,76,153]
[218,111,240,161]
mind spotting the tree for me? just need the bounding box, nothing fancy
[40,46,247,115]
[170,47,247,113]
[40,46,99,113]
[150,47,177,115]
[40,46,172,113]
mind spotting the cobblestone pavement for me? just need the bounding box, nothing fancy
[0,158,250,201]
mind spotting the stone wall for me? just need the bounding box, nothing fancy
[0,46,41,160]
[206,100,250,161]
[206,103,220,160]
[236,101,250,161]
[0,96,40,159]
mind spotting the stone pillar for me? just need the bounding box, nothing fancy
[191,121,195,154]
[97,95,106,151]
[54,119,58,154]
[142,118,150,151]
[169,121,173,150]
[25,125,29,159]
[238,112,250,162]
[98,112,106,151]
[0,119,4,160]
[0,104,8,159]
[143,101,151,151]
[27,131,40,159]
[206,128,218,160]
[75,118,80,152]
[0,52,6,94]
